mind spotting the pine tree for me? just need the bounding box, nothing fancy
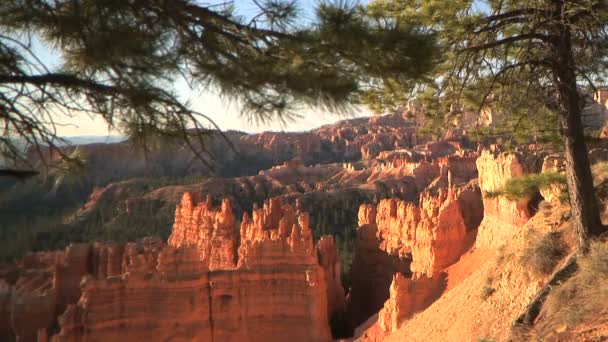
[363,0,608,252]
[0,0,434,175]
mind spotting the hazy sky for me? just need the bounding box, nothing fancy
[45,0,372,137]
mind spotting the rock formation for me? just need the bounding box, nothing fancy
[475,147,544,248]
[7,109,608,342]
[540,154,567,204]
[1,194,344,342]
[169,192,238,270]
[378,273,442,333]
[317,236,346,323]
[347,177,483,329]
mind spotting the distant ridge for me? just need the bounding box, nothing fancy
[60,135,126,145]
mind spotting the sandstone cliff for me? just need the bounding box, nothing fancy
[475,147,545,248]
[346,169,483,329]
[169,193,238,270]
[2,194,344,342]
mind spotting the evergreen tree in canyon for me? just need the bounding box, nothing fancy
[362,0,608,252]
[0,0,433,176]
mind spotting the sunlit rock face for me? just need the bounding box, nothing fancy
[2,194,343,342]
[540,154,567,204]
[378,272,442,333]
[475,146,545,248]
[340,142,484,333]
[346,167,483,330]
[168,192,238,270]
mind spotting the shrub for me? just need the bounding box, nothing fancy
[481,285,496,300]
[564,306,592,326]
[519,231,567,277]
[485,172,566,201]
[494,245,509,266]
[480,276,496,300]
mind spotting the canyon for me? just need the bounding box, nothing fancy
[1,112,608,341]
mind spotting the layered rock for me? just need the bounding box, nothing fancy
[169,192,237,270]
[317,236,347,323]
[378,273,442,333]
[540,154,567,204]
[347,181,482,329]
[313,113,429,160]
[475,147,544,248]
[0,237,166,342]
[54,245,212,341]
[42,193,344,341]
[372,188,469,276]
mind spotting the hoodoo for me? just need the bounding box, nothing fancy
[1,194,344,342]
[347,183,483,330]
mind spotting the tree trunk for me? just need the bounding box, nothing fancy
[553,4,604,252]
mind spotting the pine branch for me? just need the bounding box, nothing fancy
[464,33,557,52]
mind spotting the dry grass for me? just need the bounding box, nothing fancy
[477,338,496,342]
[545,240,608,327]
[519,231,568,277]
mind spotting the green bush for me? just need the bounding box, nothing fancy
[485,172,566,201]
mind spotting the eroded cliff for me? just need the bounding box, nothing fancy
[1,194,345,342]
[475,146,545,248]
[345,151,483,330]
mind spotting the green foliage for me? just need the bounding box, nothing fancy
[314,1,437,114]
[0,0,436,170]
[0,175,202,261]
[485,172,566,201]
[0,175,92,260]
[520,231,567,277]
[307,193,364,290]
[359,0,608,140]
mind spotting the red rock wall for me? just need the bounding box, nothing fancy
[0,237,166,342]
[46,194,337,342]
[317,236,346,321]
[169,193,238,270]
[54,245,212,341]
[347,181,482,329]
[378,273,443,333]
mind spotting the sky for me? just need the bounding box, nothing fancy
[41,0,372,137]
